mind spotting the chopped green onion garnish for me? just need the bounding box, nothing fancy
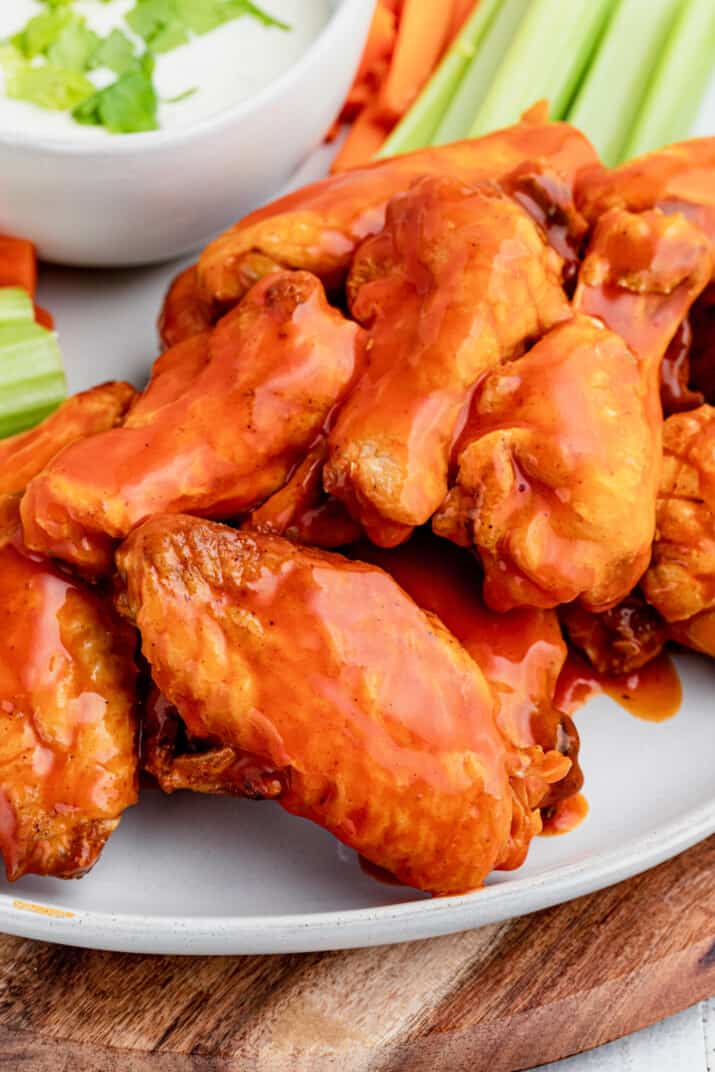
[567,0,682,166]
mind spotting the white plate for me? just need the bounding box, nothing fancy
[1,98,715,955]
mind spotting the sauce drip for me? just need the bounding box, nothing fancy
[555,651,682,722]
[541,793,589,836]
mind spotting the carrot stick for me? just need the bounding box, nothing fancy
[448,0,476,43]
[378,0,456,123]
[353,3,397,88]
[0,236,37,298]
[331,104,391,173]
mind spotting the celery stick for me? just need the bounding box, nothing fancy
[377,0,503,157]
[0,315,66,437]
[622,0,715,160]
[0,376,67,437]
[469,0,615,137]
[0,288,35,322]
[568,0,682,166]
[433,0,531,145]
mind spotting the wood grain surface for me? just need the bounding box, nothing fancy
[0,836,712,1072]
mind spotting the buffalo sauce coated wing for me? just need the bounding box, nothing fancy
[116,515,514,895]
[576,138,715,257]
[194,118,598,315]
[574,208,713,380]
[0,381,135,525]
[0,533,138,880]
[560,595,669,676]
[158,265,213,350]
[434,315,659,612]
[643,405,715,627]
[21,272,361,574]
[323,176,569,548]
[357,533,580,870]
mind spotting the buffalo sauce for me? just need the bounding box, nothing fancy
[555,650,682,722]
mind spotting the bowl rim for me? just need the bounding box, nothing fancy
[0,0,372,157]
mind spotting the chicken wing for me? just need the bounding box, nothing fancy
[323,176,569,547]
[245,442,361,549]
[195,118,598,314]
[574,208,712,381]
[0,393,138,881]
[576,137,715,258]
[158,265,213,350]
[642,405,715,624]
[21,272,362,574]
[0,381,135,526]
[357,533,580,869]
[434,315,659,611]
[560,595,669,676]
[0,531,138,880]
[116,515,514,895]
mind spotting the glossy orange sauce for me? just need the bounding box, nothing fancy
[555,650,682,722]
[356,533,568,752]
[541,793,589,836]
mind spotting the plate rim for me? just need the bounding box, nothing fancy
[0,795,712,954]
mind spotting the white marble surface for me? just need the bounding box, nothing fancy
[527,998,714,1072]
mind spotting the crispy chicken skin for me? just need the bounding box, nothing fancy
[0,531,138,880]
[323,176,569,548]
[0,382,135,524]
[21,272,362,575]
[434,315,659,612]
[195,118,598,313]
[576,138,715,257]
[158,265,213,350]
[560,595,669,676]
[142,688,286,799]
[357,534,580,870]
[643,405,715,624]
[117,515,514,895]
[245,441,362,549]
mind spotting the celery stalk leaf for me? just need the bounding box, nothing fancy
[47,20,100,72]
[5,60,95,111]
[11,9,72,59]
[91,29,138,75]
[73,67,158,132]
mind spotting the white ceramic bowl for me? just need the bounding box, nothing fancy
[0,0,374,267]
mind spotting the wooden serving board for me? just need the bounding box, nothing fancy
[0,836,712,1072]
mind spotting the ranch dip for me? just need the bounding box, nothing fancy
[0,0,332,140]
